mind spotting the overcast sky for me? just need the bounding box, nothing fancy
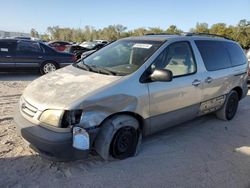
[1,0,250,33]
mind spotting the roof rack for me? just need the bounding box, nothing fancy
[144,32,233,40]
[144,33,180,36]
[182,32,232,40]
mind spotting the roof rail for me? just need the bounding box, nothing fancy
[144,32,233,40]
[144,33,180,36]
[182,32,232,40]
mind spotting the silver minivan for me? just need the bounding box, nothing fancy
[14,34,248,161]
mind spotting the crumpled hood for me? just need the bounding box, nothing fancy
[22,65,121,110]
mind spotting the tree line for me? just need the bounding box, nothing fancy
[31,19,250,49]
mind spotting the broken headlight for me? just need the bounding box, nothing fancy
[61,110,83,128]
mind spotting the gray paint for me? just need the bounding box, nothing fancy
[19,36,248,137]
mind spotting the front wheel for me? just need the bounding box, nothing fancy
[40,62,58,74]
[110,126,138,159]
[216,90,239,121]
[94,115,141,160]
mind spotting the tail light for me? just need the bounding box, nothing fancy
[72,54,77,62]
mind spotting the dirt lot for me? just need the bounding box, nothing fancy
[0,73,250,188]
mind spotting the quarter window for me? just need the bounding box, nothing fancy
[152,42,197,77]
[0,41,15,54]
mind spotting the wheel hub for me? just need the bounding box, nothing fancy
[44,63,56,73]
[111,127,137,159]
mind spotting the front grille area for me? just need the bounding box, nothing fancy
[20,98,38,118]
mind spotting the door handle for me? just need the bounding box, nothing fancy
[5,55,11,58]
[192,79,201,87]
[205,77,213,84]
[37,56,43,59]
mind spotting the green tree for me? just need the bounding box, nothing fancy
[191,23,209,33]
[40,34,50,41]
[30,28,39,38]
[40,19,250,48]
[166,25,182,34]
[210,23,227,35]
[234,19,250,48]
[132,27,148,36]
[148,27,164,34]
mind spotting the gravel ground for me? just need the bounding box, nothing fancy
[0,73,250,188]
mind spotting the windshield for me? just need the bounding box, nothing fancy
[76,39,163,75]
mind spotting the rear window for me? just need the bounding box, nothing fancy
[223,42,246,66]
[195,41,231,71]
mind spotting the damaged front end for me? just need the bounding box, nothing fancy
[15,100,101,161]
[60,110,102,153]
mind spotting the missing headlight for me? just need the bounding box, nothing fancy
[61,110,83,128]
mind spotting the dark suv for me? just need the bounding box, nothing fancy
[0,39,76,74]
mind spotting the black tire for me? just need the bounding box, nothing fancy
[94,115,141,160]
[40,61,58,75]
[110,126,138,159]
[216,90,239,121]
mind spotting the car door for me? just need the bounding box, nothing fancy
[14,40,44,68]
[194,40,234,102]
[0,40,16,68]
[148,41,203,134]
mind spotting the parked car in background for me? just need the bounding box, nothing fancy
[93,40,109,44]
[48,41,71,52]
[80,41,106,49]
[65,45,90,60]
[15,34,248,161]
[80,41,115,59]
[0,39,76,74]
[65,41,107,60]
[80,49,96,59]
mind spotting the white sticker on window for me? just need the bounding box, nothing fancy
[0,48,8,52]
[133,43,152,49]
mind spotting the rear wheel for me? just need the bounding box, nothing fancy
[216,90,239,120]
[40,61,58,74]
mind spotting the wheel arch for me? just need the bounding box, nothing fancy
[41,60,59,68]
[40,60,59,74]
[99,111,145,133]
[94,111,144,160]
[232,86,243,100]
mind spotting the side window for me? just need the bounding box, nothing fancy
[195,41,231,71]
[16,41,41,53]
[40,43,55,54]
[223,42,246,66]
[152,42,197,77]
[0,41,15,54]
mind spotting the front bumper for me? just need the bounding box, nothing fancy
[14,108,98,161]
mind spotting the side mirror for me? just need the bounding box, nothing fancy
[150,68,173,82]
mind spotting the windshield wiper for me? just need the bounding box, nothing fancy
[91,66,117,75]
[75,62,90,71]
[77,61,119,76]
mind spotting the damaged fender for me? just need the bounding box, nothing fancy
[76,94,139,129]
